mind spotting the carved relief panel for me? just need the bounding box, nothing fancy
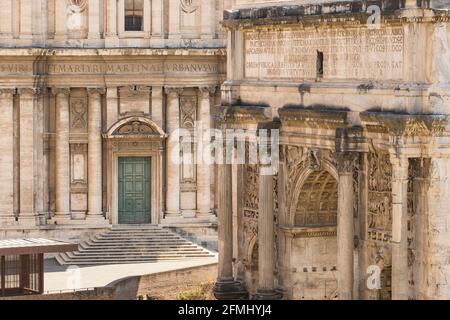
[180,93,197,183]
[367,152,393,242]
[67,0,88,39]
[70,89,88,133]
[243,164,259,241]
[180,0,201,37]
[70,143,88,214]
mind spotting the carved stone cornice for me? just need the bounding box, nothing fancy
[361,112,448,137]
[219,105,270,125]
[223,3,448,29]
[198,86,217,99]
[0,88,16,98]
[51,87,70,96]
[279,107,348,129]
[164,87,184,97]
[87,87,106,96]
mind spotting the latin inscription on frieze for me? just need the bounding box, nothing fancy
[0,64,33,74]
[245,27,405,81]
[0,61,220,76]
[47,62,219,75]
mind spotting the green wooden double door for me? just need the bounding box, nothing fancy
[118,157,151,224]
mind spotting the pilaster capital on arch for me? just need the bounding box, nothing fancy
[18,87,42,96]
[198,86,217,98]
[164,86,184,97]
[87,87,106,96]
[0,88,16,98]
[51,87,70,96]
[336,152,359,175]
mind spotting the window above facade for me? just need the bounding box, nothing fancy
[125,0,144,31]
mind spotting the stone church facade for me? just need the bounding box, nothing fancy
[0,0,229,239]
[214,0,450,300]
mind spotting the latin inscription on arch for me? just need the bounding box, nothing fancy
[245,27,405,81]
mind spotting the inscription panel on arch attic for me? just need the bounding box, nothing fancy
[244,27,405,81]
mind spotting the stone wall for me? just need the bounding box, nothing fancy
[0,263,217,300]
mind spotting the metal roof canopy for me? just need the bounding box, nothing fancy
[0,238,78,256]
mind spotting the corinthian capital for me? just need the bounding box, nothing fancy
[0,88,16,99]
[337,152,358,175]
[198,86,217,99]
[164,86,184,97]
[51,87,70,96]
[18,87,41,96]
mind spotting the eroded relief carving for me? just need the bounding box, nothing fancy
[113,121,157,135]
[366,243,392,300]
[243,163,260,261]
[180,95,197,129]
[70,96,87,131]
[180,0,199,13]
[408,159,420,292]
[367,152,393,242]
[67,0,88,38]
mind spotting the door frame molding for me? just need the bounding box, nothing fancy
[103,116,166,225]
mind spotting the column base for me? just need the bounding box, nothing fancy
[254,289,283,300]
[196,211,217,224]
[48,214,72,225]
[181,210,196,219]
[213,279,248,300]
[17,214,40,227]
[0,216,17,227]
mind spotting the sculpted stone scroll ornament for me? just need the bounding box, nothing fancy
[308,149,321,171]
[70,97,87,130]
[113,121,157,136]
[180,96,197,129]
[180,0,199,13]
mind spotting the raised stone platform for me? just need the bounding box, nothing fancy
[56,225,216,266]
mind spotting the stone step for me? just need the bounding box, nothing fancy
[67,249,208,256]
[60,255,213,262]
[57,225,214,266]
[78,245,203,252]
[67,252,211,259]
[85,239,189,245]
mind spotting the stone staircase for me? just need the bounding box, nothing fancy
[56,225,216,266]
